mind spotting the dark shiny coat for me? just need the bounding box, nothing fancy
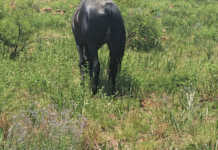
[72,0,126,94]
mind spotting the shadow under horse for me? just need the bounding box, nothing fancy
[72,0,126,94]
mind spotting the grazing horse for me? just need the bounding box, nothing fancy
[72,0,126,94]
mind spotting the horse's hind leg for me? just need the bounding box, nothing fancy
[87,45,100,94]
[77,44,88,82]
[107,41,125,93]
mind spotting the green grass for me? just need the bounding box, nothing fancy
[0,0,218,149]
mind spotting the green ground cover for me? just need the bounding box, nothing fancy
[0,0,217,149]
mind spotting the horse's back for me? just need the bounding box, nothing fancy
[79,1,115,44]
[73,0,125,46]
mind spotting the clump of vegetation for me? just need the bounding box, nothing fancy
[0,0,39,59]
[124,8,162,51]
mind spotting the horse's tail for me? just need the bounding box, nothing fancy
[105,3,126,75]
[72,8,80,30]
[105,2,126,63]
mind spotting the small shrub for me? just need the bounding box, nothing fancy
[0,0,39,59]
[0,1,5,19]
[124,8,162,51]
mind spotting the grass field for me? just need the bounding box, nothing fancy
[0,0,218,149]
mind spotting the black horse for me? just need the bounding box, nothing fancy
[72,0,126,94]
